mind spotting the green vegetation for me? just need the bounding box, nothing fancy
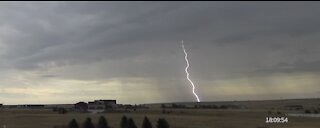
[98,116,110,128]
[83,117,95,128]
[121,116,129,128]
[128,118,137,128]
[68,119,79,128]
[157,118,169,128]
[305,109,311,114]
[65,115,169,128]
[142,116,152,128]
[276,111,282,115]
[54,107,67,114]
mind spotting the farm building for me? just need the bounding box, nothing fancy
[88,99,117,113]
[74,102,88,112]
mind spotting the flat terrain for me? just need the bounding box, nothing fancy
[0,108,319,128]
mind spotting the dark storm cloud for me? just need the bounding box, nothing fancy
[1,1,320,104]
[0,1,320,80]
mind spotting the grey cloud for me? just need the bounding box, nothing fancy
[1,2,320,103]
[40,74,58,78]
[0,2,320,83]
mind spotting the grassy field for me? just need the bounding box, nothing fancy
[0,108,319,128]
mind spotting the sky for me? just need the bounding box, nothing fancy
[0,1,320,104]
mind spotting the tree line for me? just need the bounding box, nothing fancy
[68,116,169,128]
[161,103,242,109]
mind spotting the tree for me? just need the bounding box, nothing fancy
[97,116,110,128]
[58,108,67,114]
[157,118,169,128]
[305,109,311,114]
[277,111,282,115]
[162,109,166,114]
[83,117,95,128]
[68,119,79,128]
[142,116,152,128]
[121,116,129,128]
[128,118,137,128]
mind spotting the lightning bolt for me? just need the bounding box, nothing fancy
[181,40,200,102]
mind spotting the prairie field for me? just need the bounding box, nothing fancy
[0,108,319,128]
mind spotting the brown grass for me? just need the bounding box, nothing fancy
[0,108,319,128]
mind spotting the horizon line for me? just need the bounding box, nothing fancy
[1,97,319,106]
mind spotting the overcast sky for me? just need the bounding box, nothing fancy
[0,1,320,104]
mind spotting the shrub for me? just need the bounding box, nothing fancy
[83,117,95,128]
[58,108,67,114]
[121,116,129,128]
[277,111,281,115]
[157,118,169,128]
[142,116,152,128]
[219,105,228,109]
[128,118,137,128]
[305,109,311,114]
[68,119,79,128]
[211,105,218,109]
[162,109,166,114]
[171,104,186,108]
[97,116,110,128]
[52,107,58,112]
